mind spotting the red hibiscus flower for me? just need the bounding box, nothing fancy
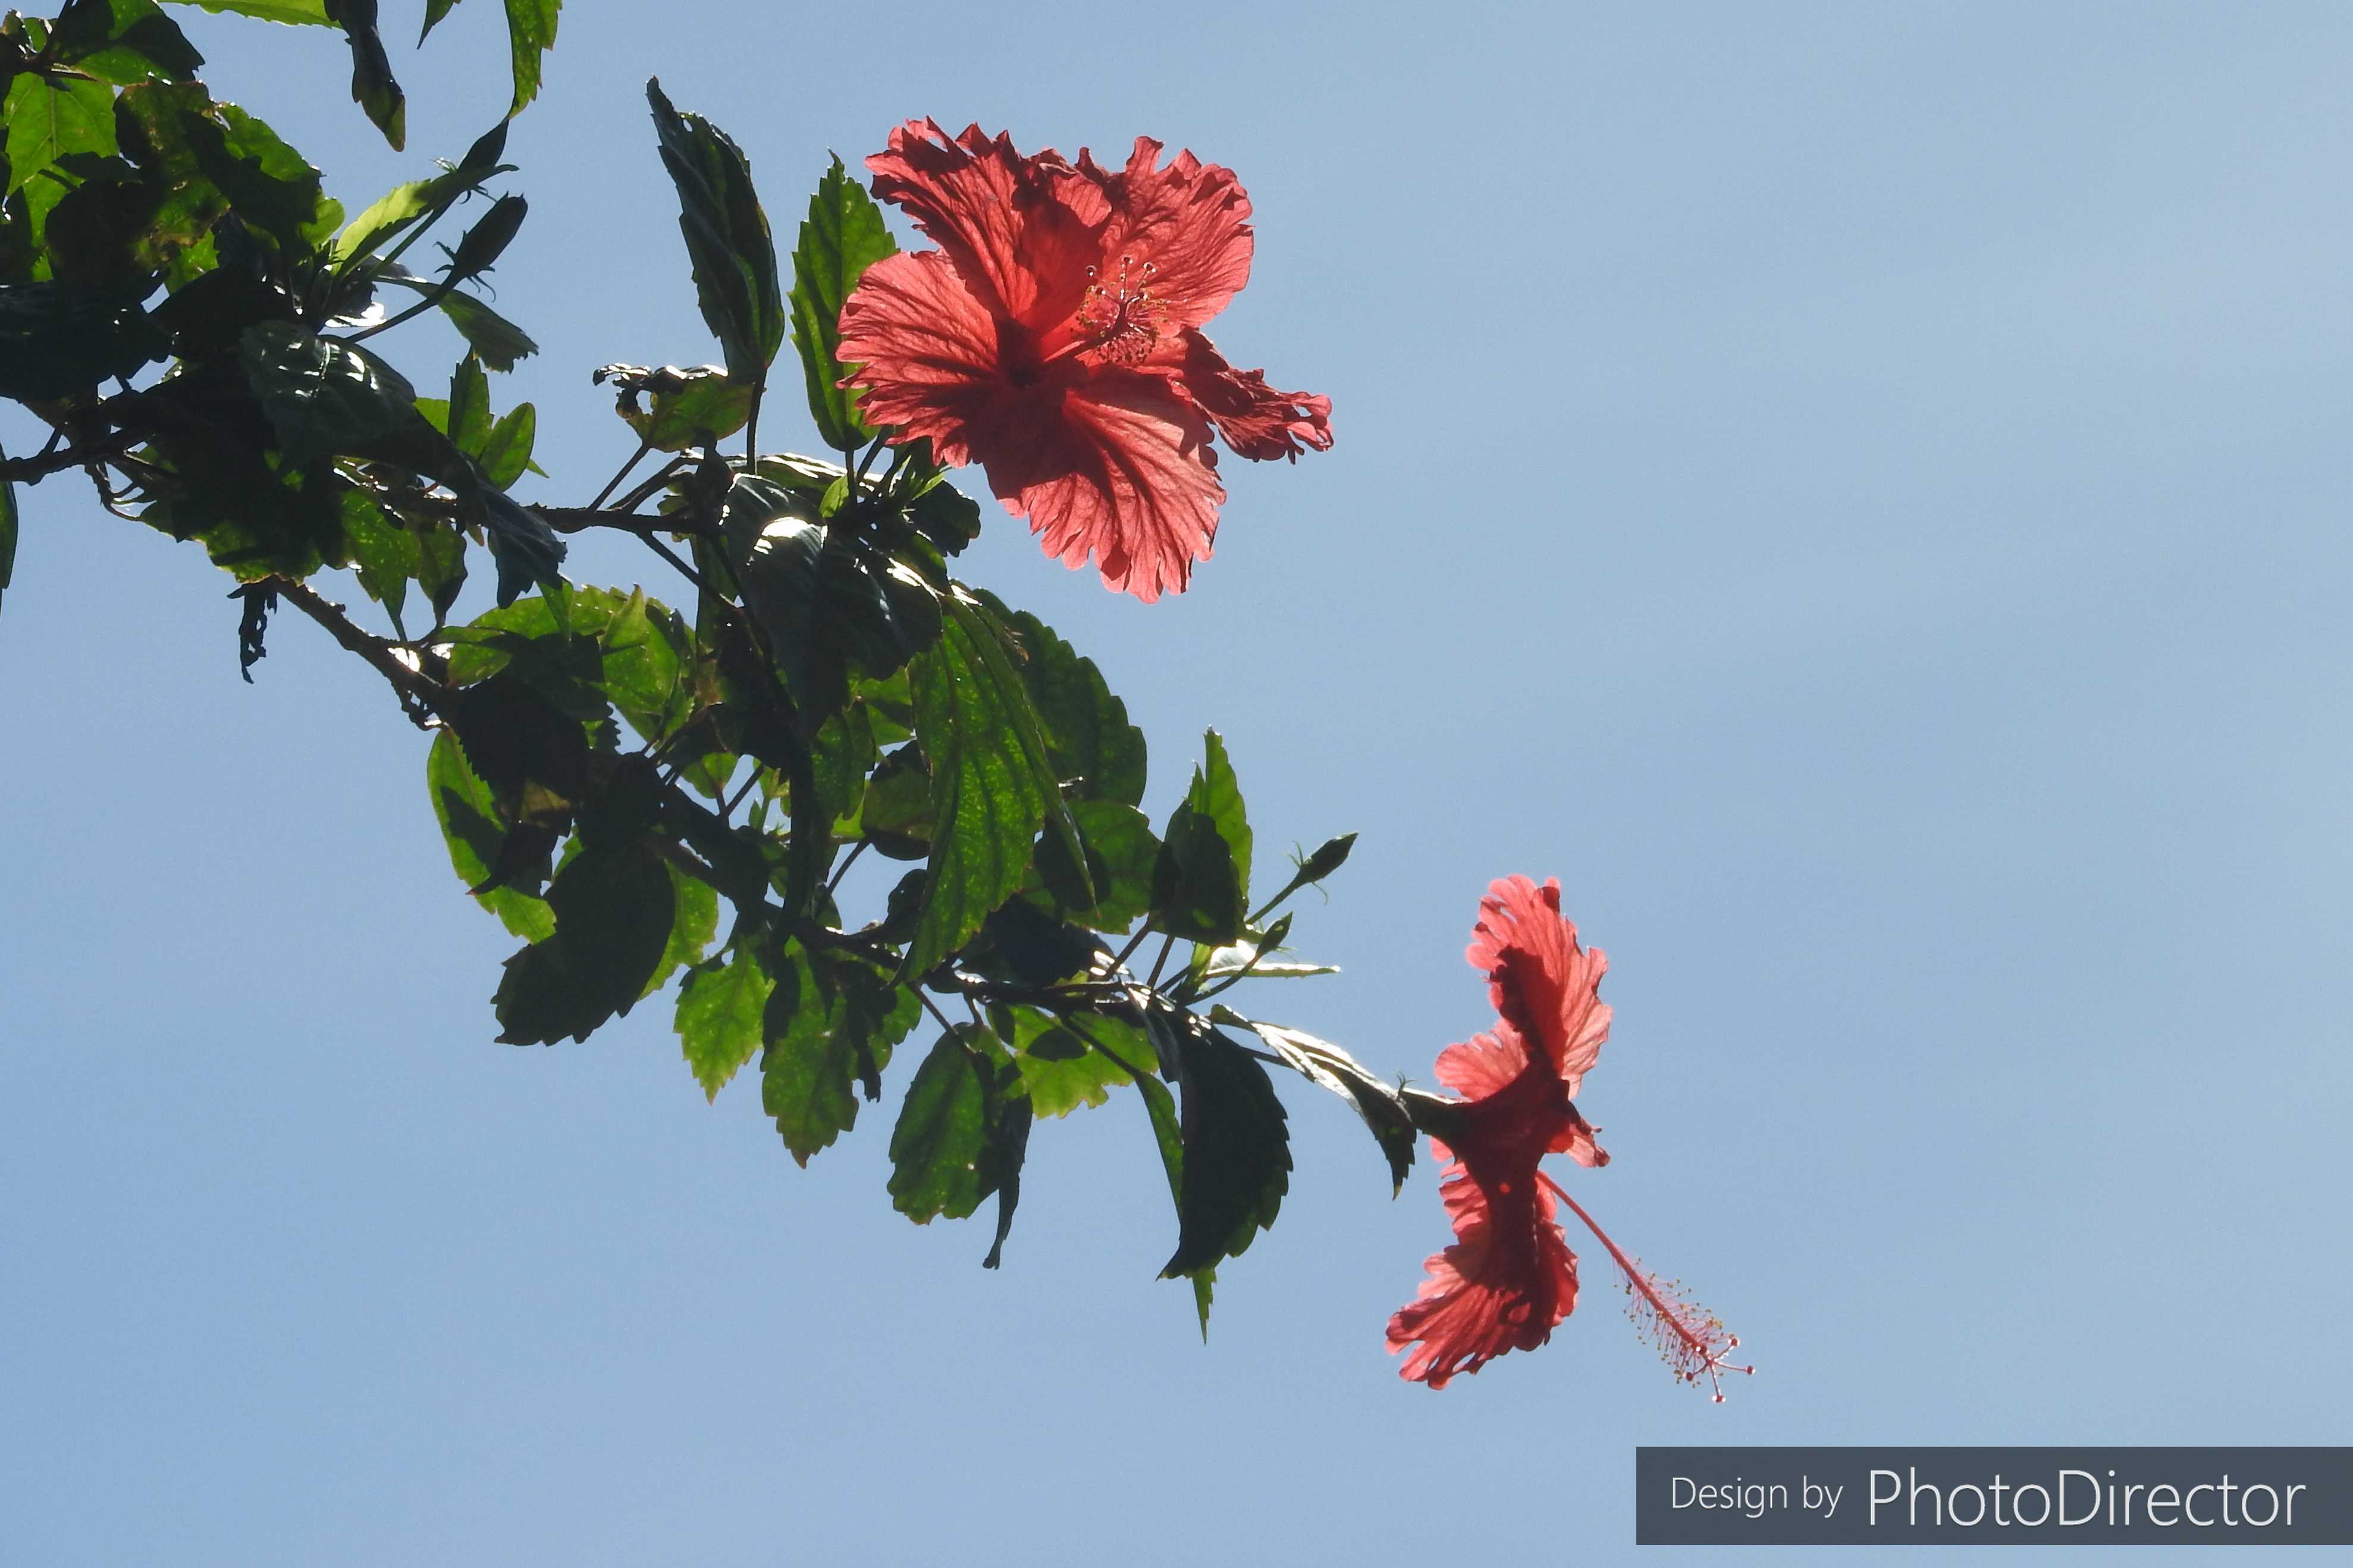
[837,120,1332,602]
[1388,876,1752,1396]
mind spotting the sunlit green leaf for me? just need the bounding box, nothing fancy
[676,940,773,1100]
[162,0,331,23]
[789,155,895,451]
[502,0,559,116]
[762,941,921,1165]
[905,593,1082,975]
[5,75,118,197]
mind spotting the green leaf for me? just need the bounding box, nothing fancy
[446,354,490,455]
[1000,1006,1152,1120]
[477,401,535,488]
[324,0,405,150]
[52,0,206,85]
[542,840,674,1019]
[1160,1023,1291,1279]
[161,0,331,23]
[419,0,459,40]
[1032,800,1159,932]
[1223,1015,1414,1195]
[501,0,560,117]
[858,741,932,860]
[592,362,748,451]
[905,593,1083,975]
[676,941,774,1100]
[198,99,341,250]
[645,79,782,389]
[761,942,920,1165]
[237,320,416,465]
[789,155,896,451]
[5,75,118,197]
[1151,730,1253,944]
[887,1025,1031,1261]
[1,464,17,621]
[434,289,537,370]
[977,593,1146,807]
[341,487,416,624]
[726,473,941,718]
[586,586,689,743]
[646,864,717,996]
[0,281,167,400]
[1196,932,1339,983]
[425,729,554,939]
[1129,1065,1215,1334]
[328,178,438,265]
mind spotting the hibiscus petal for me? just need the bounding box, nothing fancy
[837,250,1008,466]
[977,370,1224,603]
[1388,1160,1580,1388]
[1066,138,1255,331]
[1433,1029,1530,1101]
[1175,330,1334,461]
[1466,875,1611,1096]
[866,120,1099,333]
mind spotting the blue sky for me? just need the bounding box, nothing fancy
[4,3,2349,1563]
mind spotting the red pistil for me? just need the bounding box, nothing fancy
[1541,1171,1755,1401]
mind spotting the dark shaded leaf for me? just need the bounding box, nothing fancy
[788,154,895,451]
[726,473,940,717]
[976,593,1145,807]
[1032,800,1159,937]
[425,729,555,939]
[323,0,403,150]
[52,0,205,85]
[1224,1013,1414,1195]
[858,741,931,859]
[237,319,415,464]
[543,840,673,1017]
[1161,1023,1291,1278]
[645,78,781,387]
[1,461,16,620]
[887,1025,1030,1262]
[0,280,167,398]
[1151,730,1253,944]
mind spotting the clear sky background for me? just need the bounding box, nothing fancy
[4,3,2349,1564]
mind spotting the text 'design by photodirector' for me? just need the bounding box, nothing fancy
[1636,1448,2353,1545]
